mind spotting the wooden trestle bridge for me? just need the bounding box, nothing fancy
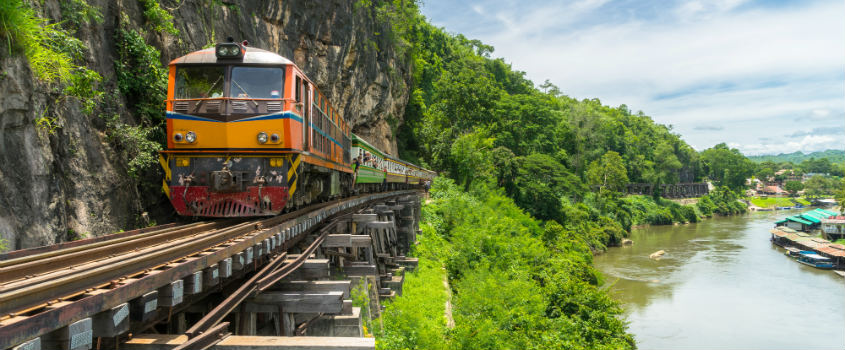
[0,191,424,350]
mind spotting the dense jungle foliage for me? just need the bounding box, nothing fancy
[3,1,838,348]
[384,1,750,237]
[377,178,635,350]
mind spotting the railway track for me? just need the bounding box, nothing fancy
[0,190,415,350]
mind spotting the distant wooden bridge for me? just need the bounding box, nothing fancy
[626,182,709,198]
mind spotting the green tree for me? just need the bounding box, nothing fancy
[755,167,775,181]
[511,153,582,221]
[654,142,682,184]
[586,151,629,197]
[449,131,494,191]
[700,143,754,190]
[799,157,833,174]
[804,175,835,198]
[835,178,845,213]
[784,181,803,197]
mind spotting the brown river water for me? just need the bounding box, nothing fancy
[595,208,845,349]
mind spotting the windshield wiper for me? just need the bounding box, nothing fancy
[231,79,259,109]
[193,76,224,112]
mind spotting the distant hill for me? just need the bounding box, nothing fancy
[748,149,845,164]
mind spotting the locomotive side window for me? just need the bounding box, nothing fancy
[295,76,302,102]
[174,66,225,99]
[230,67,284,99]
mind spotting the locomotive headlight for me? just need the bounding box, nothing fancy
[270,133,280,143]
[257,132,268,144]
[174,133,184,142]
[215,43,243,59]
[185,131,197,143]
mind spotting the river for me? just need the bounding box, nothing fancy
[594,208,845,349]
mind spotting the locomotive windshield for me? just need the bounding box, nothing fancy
[230,66,284,99]
[174,66,225,99]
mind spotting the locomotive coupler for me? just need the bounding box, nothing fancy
[182,175,194,213]
[255,176,267,210]
[209,165,243,193]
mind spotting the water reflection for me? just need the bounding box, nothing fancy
[595,209,845,349]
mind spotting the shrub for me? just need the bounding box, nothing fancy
[379,177,634,349]
[114,20,167,126]
[138,0,179,35]
[101,112,162,178]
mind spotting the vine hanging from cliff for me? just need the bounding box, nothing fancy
[138,0,179,35]
[112,14,167,177]
[114,15,167,128]
[0,0,103,115]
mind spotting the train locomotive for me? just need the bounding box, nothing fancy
[159,40,435,217]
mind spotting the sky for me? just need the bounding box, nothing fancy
[419,0,844,156]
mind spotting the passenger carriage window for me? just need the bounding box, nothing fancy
[230,66,284,98]
[174,66,225,99]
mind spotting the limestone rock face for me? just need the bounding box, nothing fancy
[0,0,410,249]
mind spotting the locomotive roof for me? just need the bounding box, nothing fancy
[169,46,294,65]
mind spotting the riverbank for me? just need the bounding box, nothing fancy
[622,186,747,228]
[594,209,845,349]
[376,177,634,349]
[770,227,845,268]
[746,196,811,211]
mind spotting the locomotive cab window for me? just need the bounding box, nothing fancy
[295,76,302,102]
[230,66,284,99]
[175,66,225,99]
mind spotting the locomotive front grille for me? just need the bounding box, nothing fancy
[174,101,189,113]
[195,198,261,217]
[267,101,282,112]
[231,101,248,113]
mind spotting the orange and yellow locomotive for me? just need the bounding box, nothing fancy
[160,40,434,217]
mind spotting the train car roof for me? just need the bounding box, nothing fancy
[350,134,387,158]
[169,46,293,65]
[351,133,433,172]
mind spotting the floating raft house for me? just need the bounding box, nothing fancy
[774,208,839,231]
[771,226,845,267]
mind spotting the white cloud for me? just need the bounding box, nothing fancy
[422,0,845,155]
[729,135,841,156]
[675,0,750,20]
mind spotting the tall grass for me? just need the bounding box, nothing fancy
[0,0,74,83]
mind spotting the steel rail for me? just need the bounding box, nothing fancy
[0,223,198,268]
[0,220,261,316]
[182,220,337,344]
[0,223,180,261]
[256,225,331,292]
[179,214,357,350]
[0,221,235,282]
[0,198,344,316]
[174,322,230,350]
[181,252,288,340]
[0,190,417,350]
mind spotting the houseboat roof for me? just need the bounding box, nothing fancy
[799,253,831,261]
[786,216,813,225]
[776,209,838,226]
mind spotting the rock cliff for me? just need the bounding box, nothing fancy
[0,0,410,249]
